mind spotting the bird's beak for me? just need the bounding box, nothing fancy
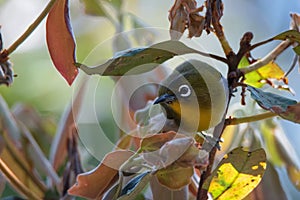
[154,94,176,104]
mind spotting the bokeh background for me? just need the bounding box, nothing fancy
[0,0,300,199]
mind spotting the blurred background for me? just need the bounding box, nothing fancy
[0,0,300,199]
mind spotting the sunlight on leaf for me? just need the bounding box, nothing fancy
[68,150,134,199]
[46,0,78,85]
[238,57,288,89]
[203,147,267,200]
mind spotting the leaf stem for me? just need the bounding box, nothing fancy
[5,0,58,55]
[226,112,277,126]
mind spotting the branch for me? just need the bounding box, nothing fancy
[226,112,277,126]
[4,0,57,56]
[240,40,291,74]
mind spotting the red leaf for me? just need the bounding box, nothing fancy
[46,0,78,85]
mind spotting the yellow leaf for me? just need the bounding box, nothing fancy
[203,147,267,200]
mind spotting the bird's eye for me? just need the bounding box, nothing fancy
[178,84,191,97]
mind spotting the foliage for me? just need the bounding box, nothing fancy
[0,0,300,200]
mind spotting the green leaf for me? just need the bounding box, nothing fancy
[77,40,201,76]
[80,0,122,16]
[80,0,106,16]
[273,30,300,43]
[293,45,300,55]
[156,164,194,190]
[238,57,287,89]
[247,86,297,113]
[118,172,152,200]
[203,147,267,200]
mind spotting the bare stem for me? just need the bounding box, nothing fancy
[226,112,277,126]
[240,40,291,74]
[5,0,58,55]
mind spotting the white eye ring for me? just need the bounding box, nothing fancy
[178,84,191,97]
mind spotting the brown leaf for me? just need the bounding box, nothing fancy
[68,150,134,199]
[46,0,78,85]
[188,13,205,38]
[168,0,205,39]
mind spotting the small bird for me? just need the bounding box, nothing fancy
[154,59,228,133]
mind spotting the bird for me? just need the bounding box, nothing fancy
[154,59,228,133]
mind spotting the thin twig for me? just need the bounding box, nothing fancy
[226,112,277,126]
[284,54,298,77]
[240,40,292,74]
[5,0,58,55]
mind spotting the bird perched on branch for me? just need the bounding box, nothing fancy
[154,59,228,133]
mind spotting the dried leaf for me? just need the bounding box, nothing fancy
[68,150,134,199]
[78,40,201,76]
[279,102,300,123]
[168,0,205,40]
[46,0,78,85]
[203,147,267,200]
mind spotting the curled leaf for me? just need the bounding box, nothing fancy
[68,150,134,199]
[118,172,152,200]
[46,0,78,85]
[169,0,205,40]
[247,86,297,113]
[273,30,300,44]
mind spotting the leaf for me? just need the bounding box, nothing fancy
[156,164,194,190]
[46,0,78,85]
[77,40,201,76]
[273,30,300,43]
[247,85,297,113]
[118,172,152,200]
[203,147,267,200]
[80,0,106,16]
[68,150,134,199]
[140,131,177,152]
[238,57,288,89]
[287,165,300,190]
[293,45,300,55]
[279,102,300,123]
[169,0,205,40]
